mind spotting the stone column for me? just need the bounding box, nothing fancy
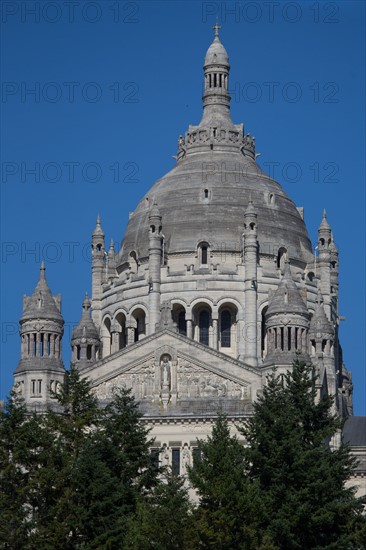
[36,332,41,357]
[126,322,135,346]
[186,319,193,339]
[212,316,218,350]
[243,202,258,367]
[148,204,162,335]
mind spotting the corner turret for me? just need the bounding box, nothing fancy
[71,293,101,369]
[264,261,310,369]
[13,263,65,411]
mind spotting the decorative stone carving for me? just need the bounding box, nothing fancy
[177,358,249,400]
[176,135,186,162]
[13,380,24,396]
[93,360,155,400]
[161,445,169,466]
[161,357,171,391]
[182,443,191,473]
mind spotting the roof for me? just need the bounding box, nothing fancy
[118,33,312,265]
[72,293,99,340]
[21,263,63,323]
[309,292,333,337]
[266,262,309,317]
[343,416,366,447]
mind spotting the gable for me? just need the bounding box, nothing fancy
[84,330,261,412]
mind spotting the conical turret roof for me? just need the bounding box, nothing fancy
[267,262,309,317]
[72,293,99,340]
[309,291,334,337]
[318,209,331,231]
[21,263,63,323]
[93,214,105,237]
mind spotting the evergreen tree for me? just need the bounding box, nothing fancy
[0,395,39,549]
[240,357,366,550]
[123,471,196,549]
[188,414,268,550]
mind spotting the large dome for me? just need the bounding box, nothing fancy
[118,30,312,267]
[119,153,312,264]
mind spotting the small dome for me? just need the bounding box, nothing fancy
[21,263,63,323]
[204,37,229,67]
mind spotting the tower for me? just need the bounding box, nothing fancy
[91,214,105,327]
[71,293,101,370]
[264,261,310,371]
[13,263,65,411]
[317,210,332,319]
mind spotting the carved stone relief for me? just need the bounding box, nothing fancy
[93,361,155,400]
[177,358,250,400]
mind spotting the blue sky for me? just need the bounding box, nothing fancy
[1,1,365,414]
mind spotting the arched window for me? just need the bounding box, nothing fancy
[178,311,187,336]
[201,246,208,265]
[132,309,146,342]
[199,310,210,346]
[220,310,231,347]
[277,247,287,269]
[115,312,127,350]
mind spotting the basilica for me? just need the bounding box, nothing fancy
[13,26,365,494]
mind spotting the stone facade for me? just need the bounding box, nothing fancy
[13,28,364,494]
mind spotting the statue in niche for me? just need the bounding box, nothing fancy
[182,444,191,473]
[161,445,169,466]
[189,378,200,398]
[161,356,171,391]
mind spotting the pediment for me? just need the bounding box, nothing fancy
[87,330,261,406]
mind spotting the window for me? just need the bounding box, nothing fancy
[220,310,231,347]
[172,449,180,476]
[199,310,210,345]
[201,246,208,265]
[31,379,42,396]
[204,189,209,199]
[277,247,287,269]
[150,449,159,470]
[192,447,202,467]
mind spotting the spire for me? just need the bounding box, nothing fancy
[108,238,115,257]
[93,214,105,237]
[319,209,331,231]
[82,292,91,315]
[40,261,46,281]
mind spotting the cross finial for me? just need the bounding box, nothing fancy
[212,17,221,38]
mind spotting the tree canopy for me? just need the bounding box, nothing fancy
[1,360,365,549]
